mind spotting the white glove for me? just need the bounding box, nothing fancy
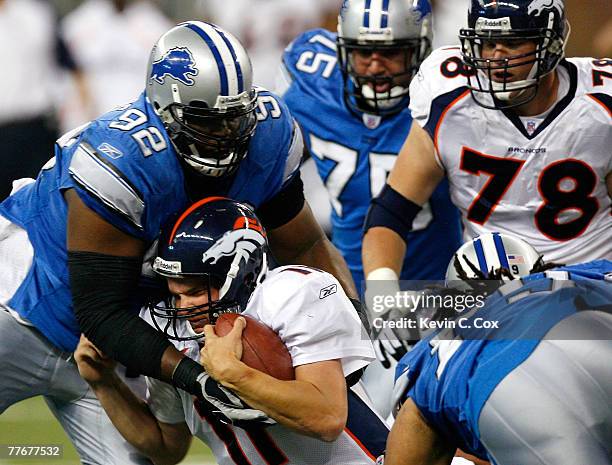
[197,373,276,428]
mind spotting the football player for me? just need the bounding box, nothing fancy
[385,233,612,464]
[277,0,462,417]
[0,22,355,464]
[75,198,389,465]
[363,0,612,285]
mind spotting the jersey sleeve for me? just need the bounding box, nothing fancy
[245,267,375,377]
[278,28,339,98]
[251,88,304,197]
[409,47,470,139]
[58,103,186,242]
[570,58,612,175]
[146,376,187,425]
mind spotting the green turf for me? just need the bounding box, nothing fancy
[0,397,215,464]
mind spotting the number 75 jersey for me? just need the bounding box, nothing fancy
[410,47,612,264]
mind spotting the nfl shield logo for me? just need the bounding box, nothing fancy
[526,120,537,135]
[362,113,382,129]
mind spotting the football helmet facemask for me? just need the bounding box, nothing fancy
[147,21,258,177]
[148,197,268,340]
[459,0,569,109]
[337,0,433,116]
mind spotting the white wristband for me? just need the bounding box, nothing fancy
[366,267,399,281]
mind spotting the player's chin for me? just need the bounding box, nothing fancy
[189,318,209,332]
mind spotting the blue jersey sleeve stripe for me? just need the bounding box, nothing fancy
[210,23,244,94]
[68,143,145,229]
[493,233,510,270]
[184,23,229,96]
[473,238,489,275]
[423,87,469,140]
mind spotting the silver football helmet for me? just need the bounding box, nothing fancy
[446,232,541,282]
[337,0,433,115]
[146,21,258,177]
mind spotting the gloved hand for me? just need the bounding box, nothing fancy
[196,372,276,429]
[364,275,419,368]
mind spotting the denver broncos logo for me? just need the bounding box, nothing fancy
[150,47,199,86]
[527,0,563,17]
[201,229,266,266]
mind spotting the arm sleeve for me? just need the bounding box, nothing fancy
[69,251,171,378]
[256,171,305,230]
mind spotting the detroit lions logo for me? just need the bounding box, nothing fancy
[527,0,563,17]
[150,47,199,86]
[201,229,266,266]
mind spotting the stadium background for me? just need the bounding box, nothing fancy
[0,0,609,463]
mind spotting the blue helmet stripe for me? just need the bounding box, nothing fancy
[184,23,229,95]
[210,23,244,94]
[493,233,510,269]
[473,238,489,276]
[363,0,372,27]
[381,0,390,28]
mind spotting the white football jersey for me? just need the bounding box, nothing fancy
[142,266,386,464]
[410,47,612,264]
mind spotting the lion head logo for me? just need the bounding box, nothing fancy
[150,47,199,86]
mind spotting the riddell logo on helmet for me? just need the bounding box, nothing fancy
[153,257,182,274]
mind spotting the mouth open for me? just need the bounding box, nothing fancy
[492,70,513,82]
[368,81,392,93]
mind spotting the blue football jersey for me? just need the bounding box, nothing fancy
[395,260,612,460]
[279,29,462,287]
[0,89,301,352]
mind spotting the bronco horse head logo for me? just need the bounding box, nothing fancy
[150,47,199,86]
[527,0,564,17]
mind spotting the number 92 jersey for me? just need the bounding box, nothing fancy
[279,29,462,285]
[0,89,301,352]
[410,47,612,264]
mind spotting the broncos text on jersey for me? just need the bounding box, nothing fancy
[410,47,612,264]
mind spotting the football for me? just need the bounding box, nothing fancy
[214,313,295,381]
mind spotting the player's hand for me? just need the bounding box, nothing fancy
[372,323,414,368]
[74,334,117,387]
[199,317,245,384]
[196,372,276,429]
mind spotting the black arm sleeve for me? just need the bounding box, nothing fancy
[68,251,171,378]
[256,172,305,230]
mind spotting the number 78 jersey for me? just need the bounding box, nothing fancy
[410,48,612,264]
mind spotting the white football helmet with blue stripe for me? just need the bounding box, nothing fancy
[337,0,433,115]
[146,21,257,177]
[446,232,541,281]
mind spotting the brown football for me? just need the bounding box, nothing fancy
[214,313,295,381]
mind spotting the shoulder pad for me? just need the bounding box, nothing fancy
[410,47,472,136]
[567,58,612,117]
[282,28,339,86]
